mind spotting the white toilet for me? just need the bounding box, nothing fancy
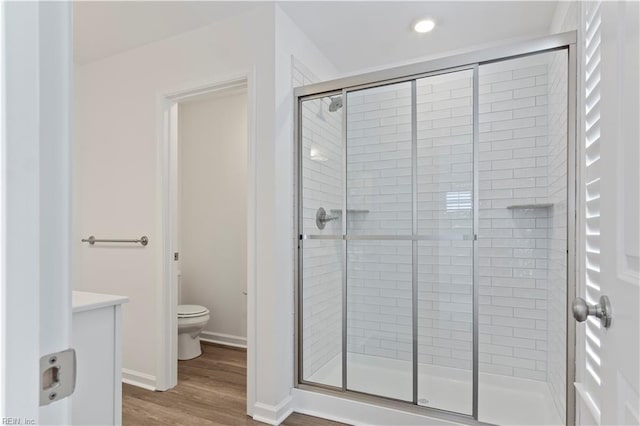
[177,304,210,360]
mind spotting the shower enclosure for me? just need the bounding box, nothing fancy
[295,32,576,425]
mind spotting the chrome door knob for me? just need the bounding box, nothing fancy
[572,295,612,328]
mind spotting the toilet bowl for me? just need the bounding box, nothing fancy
[177,304,210,360]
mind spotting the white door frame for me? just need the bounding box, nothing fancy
[155,69,257,415]
[1,1,72,423]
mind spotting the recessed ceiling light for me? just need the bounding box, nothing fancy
[414,19,435,34]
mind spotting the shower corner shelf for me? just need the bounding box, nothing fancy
[329,209,370,214]
[506,203,554,209]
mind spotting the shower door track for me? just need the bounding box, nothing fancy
[294,30,578,426]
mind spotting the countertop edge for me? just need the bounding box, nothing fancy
[72,290,129,314]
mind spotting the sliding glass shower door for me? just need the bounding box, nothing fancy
[297,37,573,426]
[345,82,414,401]
[299,95,344,388]
[415,69,475,415]
[300,68,476,411]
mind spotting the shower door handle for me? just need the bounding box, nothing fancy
[572,295,612,328]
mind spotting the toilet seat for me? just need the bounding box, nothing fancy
[178,304,209,318]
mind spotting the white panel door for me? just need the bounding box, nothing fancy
[575,1,640,425]
[1,1,73,424]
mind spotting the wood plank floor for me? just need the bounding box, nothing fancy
[123,342,346,426]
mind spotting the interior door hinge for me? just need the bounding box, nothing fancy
[174,252,179,261]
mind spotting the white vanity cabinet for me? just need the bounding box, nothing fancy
[71,291,128,425]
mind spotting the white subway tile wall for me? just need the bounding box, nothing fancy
[478,54,554,383]
[347,83,412,236]
[417,71,474,238]
[298,51,567,410]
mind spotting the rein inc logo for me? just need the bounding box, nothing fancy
[1,419,36,425]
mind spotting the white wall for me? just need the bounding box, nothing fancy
[73,0,275,401]
[478,54,553,382]
[266,6,341,419]
[178,90,247,346]
[73,3,339,421]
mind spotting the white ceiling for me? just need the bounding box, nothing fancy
[73,1,259,65]
[74,1,559,71]
[279,1,559,73]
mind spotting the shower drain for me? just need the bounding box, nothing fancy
[418,398,429,404]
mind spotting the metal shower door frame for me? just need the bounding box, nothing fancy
[294,31,578,426]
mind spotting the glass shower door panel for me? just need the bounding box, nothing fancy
[301,239,343,387]
[346,240,413,401]
[301,96,344,236]
[416,70,474,237]
[478,51,568,426]
[416,240,473,413]
[344,81,414,400]
[346,82,412,235]
[416,69,474,414]
[300,96,344,387]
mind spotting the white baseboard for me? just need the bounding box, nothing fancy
[252,395,293,425]
[122,368,157,391]
[200,331,247,349]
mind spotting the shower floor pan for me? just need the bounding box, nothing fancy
[308,353,562,426]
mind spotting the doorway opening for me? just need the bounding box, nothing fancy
[154,75,256,416]
[176,85,248,356]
